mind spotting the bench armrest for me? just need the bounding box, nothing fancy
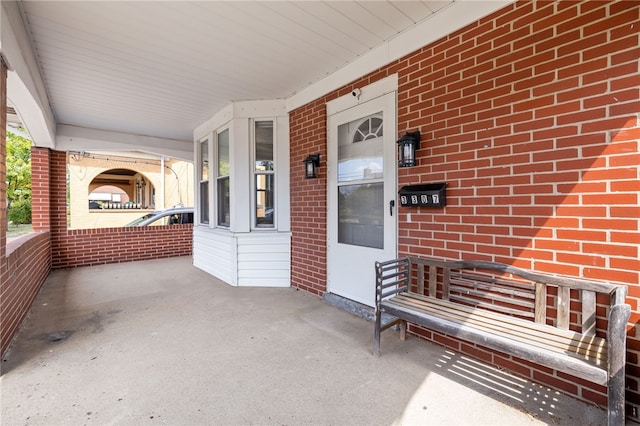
[375,257,410,309]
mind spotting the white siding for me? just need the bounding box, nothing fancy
[193,227,237,286]
[194,227,291,288]
[237,233,291,287]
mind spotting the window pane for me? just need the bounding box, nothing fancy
[218,129,229,177]
[217,177,230,227]
[255,121,274,171]
[200,181,209,224]
[200,140,209,181]
[255,174,275,227]
[337,113,383,182]
[338,183,383,249]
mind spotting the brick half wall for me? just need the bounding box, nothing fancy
[1,232,51,357]
[52,225,193,269]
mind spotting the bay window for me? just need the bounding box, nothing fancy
[193,100,290,287]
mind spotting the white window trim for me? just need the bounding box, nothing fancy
[215,126,231,229]
[196,135,211,227]
[193,100,289,234]
[251,118,277,231]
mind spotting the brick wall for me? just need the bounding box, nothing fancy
[0,61,52,358]
[1,57,7,265]
[31,147,51,231]
[290,100,330,296]
[45,150,193,269]
[51,225,193,269]
[1,233,51,356]
[290,0,640,416]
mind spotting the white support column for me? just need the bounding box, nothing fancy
[159,156,166,209]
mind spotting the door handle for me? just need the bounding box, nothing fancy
[389,200,395,216]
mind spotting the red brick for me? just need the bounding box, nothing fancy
[584,268,638,284]
[612,46,640,67]
[584,62,639,86]
[586,33,640,63]
[1,233,51,357]
[612,127,640,143]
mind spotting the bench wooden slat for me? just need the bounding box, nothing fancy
[417,263,425,294]
[449,276,536,300]
[451,271,536,293]
[428,265,437,297]
[448,286,535,311]
[582,290,596,337]
[448,294,535,319]
[443,268,450,300]
[385,294,607,363]
[534,283,546,324]
[558,286,570,329]
[381,298,608,385]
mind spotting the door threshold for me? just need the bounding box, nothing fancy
[322,292,397,326]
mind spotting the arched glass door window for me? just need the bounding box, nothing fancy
[338,114,384,183]
[351,116,383,143]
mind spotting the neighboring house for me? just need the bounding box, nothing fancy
[68,151,193,229]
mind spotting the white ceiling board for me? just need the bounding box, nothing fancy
[393,2,435,20]
[281,2,375,51]
[356,2,418,31]
[11,0,480,144]
[424,1,455,13]
[287,0,512,111]
[327,2,397,41]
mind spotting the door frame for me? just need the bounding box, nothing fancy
[325,76,398,307]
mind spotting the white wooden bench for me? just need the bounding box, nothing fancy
[374,257,630,426]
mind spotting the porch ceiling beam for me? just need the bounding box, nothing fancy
[1,1,56,147]
[56,124,193,162]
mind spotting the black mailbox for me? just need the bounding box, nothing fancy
[399,183,446,207]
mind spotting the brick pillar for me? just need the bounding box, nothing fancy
[1,57,7,265]
[49,150,67,248]
[31,147,51,231]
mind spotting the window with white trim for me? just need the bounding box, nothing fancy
[199,138,209,224]
[254,120,275,228]
[217,129,230,227]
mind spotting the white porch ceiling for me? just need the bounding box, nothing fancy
[16,1,454,144]
[5,1,513,158]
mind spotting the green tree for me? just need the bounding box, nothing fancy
[6,130,32,224]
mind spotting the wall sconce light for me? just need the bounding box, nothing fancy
[303,154,321,179]
[397,131,421,167]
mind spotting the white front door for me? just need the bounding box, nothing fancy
[327,92,397,307]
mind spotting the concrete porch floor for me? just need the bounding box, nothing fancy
[1,256,606,425]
